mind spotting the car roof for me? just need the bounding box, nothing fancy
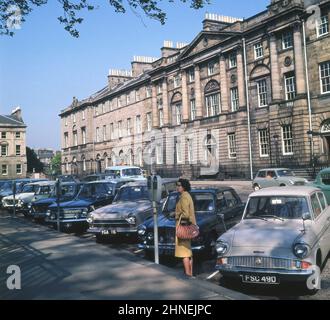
[319,167,330,174]
[84,180,115,185]
[257,168,291,172]
[105,166,141,170]
[25,181,56,187]
[250,186,321,197]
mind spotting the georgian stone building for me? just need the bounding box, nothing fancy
[60,0,330,179]
[0,107,27,179]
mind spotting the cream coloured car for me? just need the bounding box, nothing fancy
[215,186,330,293]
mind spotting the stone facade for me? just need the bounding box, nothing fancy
[60,0,330,179]
[0,108,27,179]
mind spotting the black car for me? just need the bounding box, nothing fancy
[29,182,84,221]
[137,187,245,258]
[45,180,131,232]
[87,179,177,242]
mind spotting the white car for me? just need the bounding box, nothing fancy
[215,186,330,293]
[104,166,146,181]
[2,181,55,214]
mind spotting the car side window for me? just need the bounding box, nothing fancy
[165,194,178,212]
[317,192,327,211]
[166,183,176,194]
[311,193,322,218]
[161,185,167,199]
[223,190,238,208]
[216,192,227,209]
[266,171,275,179]
[258,171,266,178]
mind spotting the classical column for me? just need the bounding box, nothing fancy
[219,54,229,112]
[152,83,158,128]
[162,78,169,126]
[236,49,246,107]
[194,65,203,118]
[269,33,281,101]
[293,23,306,95]
[181,71,189,122]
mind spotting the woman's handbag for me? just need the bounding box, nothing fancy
[176,214,199,240]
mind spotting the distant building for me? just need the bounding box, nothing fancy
[60,0,330,179]
[0,107,27,179]
[36,148,55,167]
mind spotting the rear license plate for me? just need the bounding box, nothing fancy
[241,274,280,285]
[101,229,109,235]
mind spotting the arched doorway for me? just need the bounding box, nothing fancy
[96,154,102,173]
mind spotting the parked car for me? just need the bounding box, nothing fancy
[87,179,177,242]
[252,168,308,191]
[104,166,146,181]
[137,187,245,258]
[45,180,128,232]
[0,179,47,206]
[215,186,330,293]
[312,167,330,204]
[57,175,79,183]
[2,181,54,214]
[29,182,83,221]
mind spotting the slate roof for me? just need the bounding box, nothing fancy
[0,114,26,127]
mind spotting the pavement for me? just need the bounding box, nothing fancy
[0,211,255,300]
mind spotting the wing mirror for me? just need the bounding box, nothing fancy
[302,212,311,221]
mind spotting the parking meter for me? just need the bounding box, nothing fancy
[55,179,61,232]
[12,182,17,216]
[147,175,162,264]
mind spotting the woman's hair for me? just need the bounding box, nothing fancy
[178,178,191,192]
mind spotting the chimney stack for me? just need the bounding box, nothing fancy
[11,106,23,122]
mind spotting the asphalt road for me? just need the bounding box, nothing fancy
[1,180,330,300]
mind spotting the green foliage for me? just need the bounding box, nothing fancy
[0,0,209,38]
[26,147,44,173]
[50,153,62,175]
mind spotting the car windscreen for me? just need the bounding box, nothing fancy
[164,192,215,217]
[21,184,39,193]
[244,196,310,220]
[35,185,53,195]
[115,186,149,202]
[122,168,142,177]
[277,170,294,177]
[76,183,113,199]
[105,170,121,178]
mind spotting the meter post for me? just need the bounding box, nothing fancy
[152,175,159,265]
[12,182,17,216]
[56,178,61,232]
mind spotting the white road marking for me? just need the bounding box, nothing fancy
[207,271,219,280]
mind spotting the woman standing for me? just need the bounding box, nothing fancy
[175,178,196,277]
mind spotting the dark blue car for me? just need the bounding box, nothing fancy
[45,180,130,232]
[29,182,83,221]
[138,187,245,259]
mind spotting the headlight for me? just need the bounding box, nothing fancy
[137,225,146,236]
[18,199,24,205]
[28,203,32,209]
[50,214,56,220]
[293,243,310,259]
[126,216,136,225]
[147,232,154,241]
[216,241,229,256]
[46,210,51,216]
[86,213,94,224]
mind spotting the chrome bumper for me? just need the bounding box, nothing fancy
[138,243,206,251]
[87,226,138,234]
[215,264,314,277]
[46,218,87,223]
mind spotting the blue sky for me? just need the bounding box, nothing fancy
[0,0,269,150]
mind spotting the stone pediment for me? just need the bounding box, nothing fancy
[179,31,231,59]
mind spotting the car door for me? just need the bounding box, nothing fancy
[311,192,330,261]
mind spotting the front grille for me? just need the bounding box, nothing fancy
[152,228,175,244]
[4,199,17,205]
[92,219,130,228]
[34,205,49,213]
[227,256,294,270]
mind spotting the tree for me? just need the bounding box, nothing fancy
[50,153,62,176]
[0,0,209,38]
[26,147,44,173]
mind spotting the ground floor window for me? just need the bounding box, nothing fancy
[2,164,8,175]
[228,133,237,159]
[259,129,270,157]
[282,125,293,155]
[16,164,22,175]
